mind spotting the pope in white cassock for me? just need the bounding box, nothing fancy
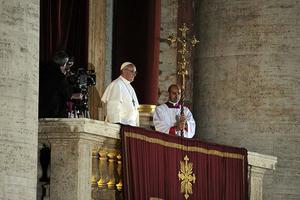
[101,62,139,126]
[153,84,195,138]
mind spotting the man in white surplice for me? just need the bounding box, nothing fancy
[153,84,195,138]
[101,62,139,126]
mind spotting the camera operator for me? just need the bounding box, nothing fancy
[39,50,73,118]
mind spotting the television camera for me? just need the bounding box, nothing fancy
[66,63,96,118]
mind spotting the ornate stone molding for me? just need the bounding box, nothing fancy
[39,118,120,140]
[248,151,277,170]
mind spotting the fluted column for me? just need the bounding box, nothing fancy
[194,1,300,199]
[0,0,39,199]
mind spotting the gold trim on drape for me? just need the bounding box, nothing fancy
[124,131,245,160]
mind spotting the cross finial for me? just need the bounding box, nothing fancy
[167,23,200,118]
[167,24,199,88]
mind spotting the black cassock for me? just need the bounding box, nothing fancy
[39,63,72,118]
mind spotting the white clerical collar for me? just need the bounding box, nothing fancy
[168,101,180,106]
[120,75,130,84]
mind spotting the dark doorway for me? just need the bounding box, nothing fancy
[39,0,89,118]
[112,0,161,104]
[40,0,88,68]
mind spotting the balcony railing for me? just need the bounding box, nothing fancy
[38,118,277,200]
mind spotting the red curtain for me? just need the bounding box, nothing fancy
[121,126,248,200]
[40,0,88,67]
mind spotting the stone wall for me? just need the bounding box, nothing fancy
[193,0,300,199]
[158,0,178,104]
[0,0,39,199]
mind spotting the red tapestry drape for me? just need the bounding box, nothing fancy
[121,126,248,200]
[40,0,88,67]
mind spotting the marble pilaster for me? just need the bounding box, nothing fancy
[0,0,39,199]
[248,152,277,200]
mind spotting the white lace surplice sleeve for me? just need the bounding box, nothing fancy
[153,105,172,134]
[182,107,196,138]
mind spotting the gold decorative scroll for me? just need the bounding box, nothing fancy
[178,155,196,199]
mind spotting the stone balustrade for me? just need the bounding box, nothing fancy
[38,118,277,200]
[38,118,121,200]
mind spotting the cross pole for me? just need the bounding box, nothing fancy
[167,23,199,136]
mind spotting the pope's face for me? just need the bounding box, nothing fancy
[122,65,137,82]
[169,86,181,103]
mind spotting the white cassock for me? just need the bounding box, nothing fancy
[101,76,139,126]
[153,102,195,138]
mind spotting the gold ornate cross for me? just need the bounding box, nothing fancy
[178,155,196,199]
[167,23,199,92]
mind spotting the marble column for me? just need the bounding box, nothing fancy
[0,0,39,199]
[194,1,300,199]
[88,0,107,120]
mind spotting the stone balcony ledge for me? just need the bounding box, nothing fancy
[39,118,120,140]
[248,151,277,170]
